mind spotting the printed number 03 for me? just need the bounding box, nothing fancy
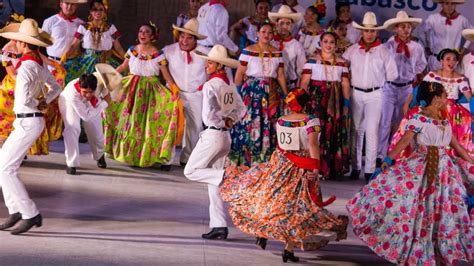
[279,132,292,145]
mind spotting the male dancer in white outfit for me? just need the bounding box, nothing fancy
[197,0,238,55]
[184,45,245,240]
[42,0,86,62]
[418,0,471,71]
[59,64,120,175]
[343,12,398,181]
[272,0,305,37]
[161,18,208,167]
[0,19,61,235]
[377,11,427,164]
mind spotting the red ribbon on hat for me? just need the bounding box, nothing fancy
[395,36,411,58]
[74,81,98,108]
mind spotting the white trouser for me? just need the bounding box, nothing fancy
[59,97,104,167]
[179,91,203,164]
[351,88,383,173]
[0,117,43,219]
[184,129,230,228]
[377,83,412,159]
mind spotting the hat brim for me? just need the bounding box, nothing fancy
[193,49,239,69]
[268,13,302,24]
[62,0,88,3]
[384,18,422,32]
[462,29,474,42]
[172,24,207,40]
[94,63,123,92]
[0,31,52,47]
[433,0,464,3]
[352,21,385,31]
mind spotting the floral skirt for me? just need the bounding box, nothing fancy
[346,146,472,265]
[64,50,121,83]
[221,150,347,250]
[0,62,65,155]
[104,75,183,167]
[229,77,281,166]
[306,81,350,178]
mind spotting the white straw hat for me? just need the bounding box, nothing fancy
[0,18,53,47]
[193,45,239,68]
[352,12,385,31]
[93,63,123,100]
[268,5,302,24]
[462,29,474,42]
[172,18,207,40]
[383,11,422,32]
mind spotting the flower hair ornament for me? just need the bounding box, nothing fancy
[148,20,159,40]
[285,88,306,113]
[313,0,326,14]
[10,13,25,23]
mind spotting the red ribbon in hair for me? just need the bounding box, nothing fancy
[395,36,411,58]
[74,81,98,108]
[285,87,305,113]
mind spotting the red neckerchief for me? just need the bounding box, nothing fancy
[440,10,460,26]
[15,51,43,70]
[198,72,230,91]
[58,11,78,23]
[273,34,293,50]
[74,81,98,108]
[358,39,382,52]
[182,44,196,64]
[209,0,226,7]
[395,36,411,58]
[339,18,352,24]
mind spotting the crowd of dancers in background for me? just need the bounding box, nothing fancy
[0,0,472,264]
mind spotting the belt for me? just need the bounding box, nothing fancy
[387,80,414,87]
[203,125,228,131]
[48,56,61,61]
[352,86,381,93]
[15,112,44,118]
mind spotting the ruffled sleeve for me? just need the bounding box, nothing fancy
[124,46,133,59]
[239,49,250,66]
[404,115,424,133]
[109,24,121,40]
[340,61,349,79]
[157,49,167,66]
[458,77,470,93]
[302,59,313,75]
[74,24,86,39]
[306,117,321,135]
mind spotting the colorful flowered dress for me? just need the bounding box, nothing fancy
[65,23,122,83]
[104,46,183,167]
[222,116,347,250]
[303,57,350,178]
[229,48,284,166]
[347,113,473,265]
[0,50,66,155]
[298,28,322,58]
[389,71,472,159]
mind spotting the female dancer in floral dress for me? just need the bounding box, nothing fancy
[230,22,288,166]
[300,31,350,180]
[104,23,183,168]
[222,88,348,263]
[297,3,325,58]
[347,81,473,265]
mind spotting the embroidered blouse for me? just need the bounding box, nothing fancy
[125,46,164,77]
[405,113,452,147]
[74,24,121,51]
[276,116,320,151]
[239,49,284,78]
[302,58,349,82]
[423,71,470,100]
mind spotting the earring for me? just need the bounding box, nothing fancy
[88,15,92,22]
[102,15,108,22]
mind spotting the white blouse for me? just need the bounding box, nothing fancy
[298,29,322,58]
[75,24,121,51]
[423,71,470,100]
[239,49,284,79]
[462,52,474,93]
[302,58,349,82]
[405,113,452,147]
[241,16,259,44]
[125,46,163,77]
[276,116,320,151]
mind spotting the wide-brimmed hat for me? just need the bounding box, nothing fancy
[384,11,422,32]
[172,18,207,40]
[433,0,464,3]
[0,18,53,47]
[61,0,88,3]
[94,63,122,99]
[462,29,474,42]
[193,45,239,68]
[352,12,385,31]
[268,5,302,23]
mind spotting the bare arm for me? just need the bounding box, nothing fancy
[450,136,474,163]
[382,131,415,172]
[300,73,310,91]
[461,90,472,102]
[234,64,247,86]
[159,64,176,87]
[61,37,81,62]
[308,130,320,177]
[113,39,126,60]
[403,93,413,115]
[115,58,129,74]
[277,66,288,94]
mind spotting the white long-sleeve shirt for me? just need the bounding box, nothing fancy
[271,38,306,82]
[42,14,84,58]
[384,36,427,83]
[462,51,474,92]
[60,79,108,122]
[197,2,238,53]
[14,58,61,114]
[161,43,208,93]
[343,42,398,88]
[201,75,245,128]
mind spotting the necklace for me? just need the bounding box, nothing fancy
[257,43,272,76]
[87,21,109,49]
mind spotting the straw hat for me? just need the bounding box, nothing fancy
[352,12,385,31]
[0,18,53,47]
[61,0,88,3]
[172,18,207,40]
[193,45,239,68]
[433,0,464,3]
[462,29,474,42]
[383,11,422,32]
[94,63,123,99]
[268,5,302,23]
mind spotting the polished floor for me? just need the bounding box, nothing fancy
[0,141,396,265]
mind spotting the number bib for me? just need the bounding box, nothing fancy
[276,124,300,151]
[220,85,237,112]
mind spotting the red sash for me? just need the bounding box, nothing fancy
[75,81,98,108]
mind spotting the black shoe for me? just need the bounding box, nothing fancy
[97,155,107,169]
[350,170,360,180]
[180,161,186,167]
[365,173,373,183]
[66,167,77,175]
[256,237,267,250]
[376,158,382,168]
[201,227,228,240]
[79,134,88,143]
[282,249,299,263]
[160,165,172,171]
[10,214,42,235]
[0,212,21,230]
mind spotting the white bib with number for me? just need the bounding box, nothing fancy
[276,124,300,151]
[220,85,237,112]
